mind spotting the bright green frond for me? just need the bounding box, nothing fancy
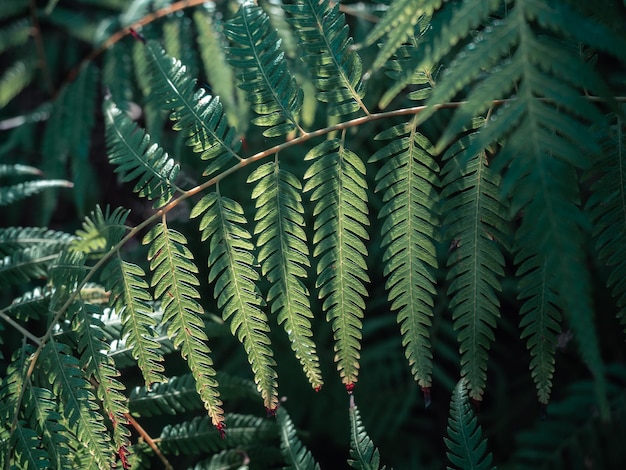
[143,41,242,179]
[104,97,181,207]
[11,421,50,470]
[143,222,224,428]
[348,396,386,470]
[191,192,278,411]
[444,379,494,470]
[277,406,321,470]
[0,59,33,108]
[285,0,367,117]
[304,137,369,388]
[225,2,304,137]
[0,179,73,207]
[71,205,129,254]
[248,161,322,390]
[586,113,626,331]
[371,118,439,389]
[102,256,166,387]
[38,340,113,470]
[440,128,508,400]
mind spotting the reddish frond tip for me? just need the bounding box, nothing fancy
[118,446,130,469]
[421,386,432,409]
[314,385,322,393]
[345,383,355,394]
[129,27,146,44]
[216,422,226,440]
[266,406,278,418]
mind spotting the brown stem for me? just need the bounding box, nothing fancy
[125,413,173,470]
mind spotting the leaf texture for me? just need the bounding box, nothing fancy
[285,0,367,117]
[143,41,242,179]
[248,161,322,390]
[191,192,278,411]
[348,396,385,470]
[304,137,369,387]
[226,2,304,137]
[104,97,181,208]
[0,179,73,207]
[277,406,321,470]
[371,119,439,389]
[143,222,224,428]
[441,128,508,400]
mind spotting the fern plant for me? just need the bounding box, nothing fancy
[1,0,626,468]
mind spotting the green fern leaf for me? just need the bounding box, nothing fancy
[225,2,304,137]
[370,119,439,390]
[277,406,321,470]
[248,161,322,390]
[143,222,224,428]
[586,113,626,331]
[11,421,50,470]
[22,386,73,469]
[444,379,494,470]
[102,256,166,387]
[0,164,42,178]
[191,449,250,470]
[38,340,114,470]
[348,396,386,470]
[304,137,369,388]
[103,42,133,110]
[0,246,63,289]
[285,0,367,117]
[0,179,73,206]
[0,59,33,108]
[441,128,508,400]
[143,41,242,179]
[3,287,51,321]
[104,97,182,207]
[0,18,31,54]
[71,205,129,254]
[0,227,74,256]
[191,192,278,411]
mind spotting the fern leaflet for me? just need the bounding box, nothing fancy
[248,161,322,390]
[348,395,386,470]
[191,192,278,411]
[304,136,370,388]
[278,406,321,470]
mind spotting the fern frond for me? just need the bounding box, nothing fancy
[0,246,61,288]
[284,0,367,117]
[158,414,277,455]
[3,287,51,321]
[0,59,33,108]
[22,386,73,469]
[143,222,224,428]
[38,340,114,470]
[0,179,73,206]
[248,161,322,390]
[191,192,278,411]
[277,406,321,470]
[103,42,133,110]
[192,449,250,470]
[101,256,166,387]
[586,113,626,331]
[144,41,242,179]
[0,18,31,54]
[441,128,508,400]
[71,205,129,254]
[0,164,42,177]
[225,2,304,137]
[304,137,369,388]
[72,302,130,452]
[348,396,385,470]
[371,118,439,390]
[444,379,494,470]
[104,97,182,207]
[11,421,50,470]
[0,227,74,256]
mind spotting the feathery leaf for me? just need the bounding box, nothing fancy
[278,406,321,470]
[348,395,386,470]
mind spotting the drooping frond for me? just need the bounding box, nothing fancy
[371,118,439,390]
[0,59,33,108]
[143,222,224,429]
[0,179,73,206]
[440,127,509,400]
[3,287,51,321]
[304,137,370,388]
[143,41,242,179]
[0,246,62,289]
[158,414,277,455]
[101,256,166,387]
[284,0,367,117]
[444,379,494,470]
[586,113,626,331]
[104,97,182,208]
[0,227,74,256]
[225,2,304,137]
[71,205,129,254]
[0,164,42,178]
[277,406,321,470]
[191,192,278,411]
[248,161,322,390]
[38,340,113,470]
[11,421,50,470]
[348,396,386,470]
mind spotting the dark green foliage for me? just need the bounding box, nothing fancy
[0,0,625,469]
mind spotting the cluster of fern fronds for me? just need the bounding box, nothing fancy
[1,0,626,468]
